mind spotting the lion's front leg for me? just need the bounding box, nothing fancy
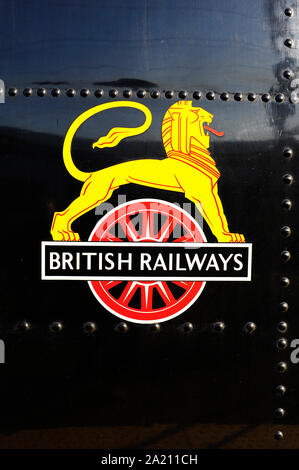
[185,179,245,243]
[208,184,245,242]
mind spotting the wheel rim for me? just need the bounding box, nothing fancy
[89,199,206,323]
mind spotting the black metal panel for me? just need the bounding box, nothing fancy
[0,0,295,92]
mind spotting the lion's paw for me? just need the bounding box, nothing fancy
[51,228,80,241]
[51,212,80,241]
[65,230,80,241]
[217,232,245,243]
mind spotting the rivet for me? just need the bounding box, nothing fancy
[94,89,104,98]
[275,93,285,103]
[82,321,96,334]
[109,89,118,98]
[280,226,291,238]
[49,321,63,333]
[80,88,90,98]
[150,90,160,99]
[193,91,202,100]
[276,337,288,350]
[277,321,288,333]
[213,321,225,332]
[165,90,174,99]
[8,87,18,97]
[275,408,285,418]
[285,7,293,17]
[66,88,76,97]
[283,147,293,158]
[282,199,292,210]
[137,89,146,98]
[206,91,216,100]
[116,322,128,333]
[150,323,160,333]
[277,361,288,373]
[220,92,230,101]
[262,93,271,102]
[283,70,292,79]
[51,88,60,97]
[183,322,194,332]
[234,92,243,101]
[244,321,256,334]
[178,90,188,99]
[283,173,293,184]
[284,38,293,48]
[281,250,291,262]
[248,92,257,102]
[23,88,32,97]
[279,301,288,312]
[274,431,284,440]
[275,385,287,396]
[123,89,132,98]
[37,88,46,97]
[17,320,31,332]
[280,277,290,287]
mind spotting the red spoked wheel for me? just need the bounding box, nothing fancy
[89,199,206,324]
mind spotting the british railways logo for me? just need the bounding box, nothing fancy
[43,101,252,324]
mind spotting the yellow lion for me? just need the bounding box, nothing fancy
[51,100,245,242]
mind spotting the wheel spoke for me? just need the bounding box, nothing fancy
[119,216,140,241]
[172,233,195,243]
[118,281,138,306]
[141,210,155,239]
[102,280,123,290]
[157,216,174,242]
[102,232,123,242]
[141,284,153,311]
[171,281,190,291]
[155,281,176,306]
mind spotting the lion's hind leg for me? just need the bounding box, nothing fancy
[51,171,117,241]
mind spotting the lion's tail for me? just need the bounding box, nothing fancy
[63,101,152,182]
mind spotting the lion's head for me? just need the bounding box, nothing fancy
[162,101,217,156]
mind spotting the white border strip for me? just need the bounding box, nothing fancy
[41,241,252,281]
